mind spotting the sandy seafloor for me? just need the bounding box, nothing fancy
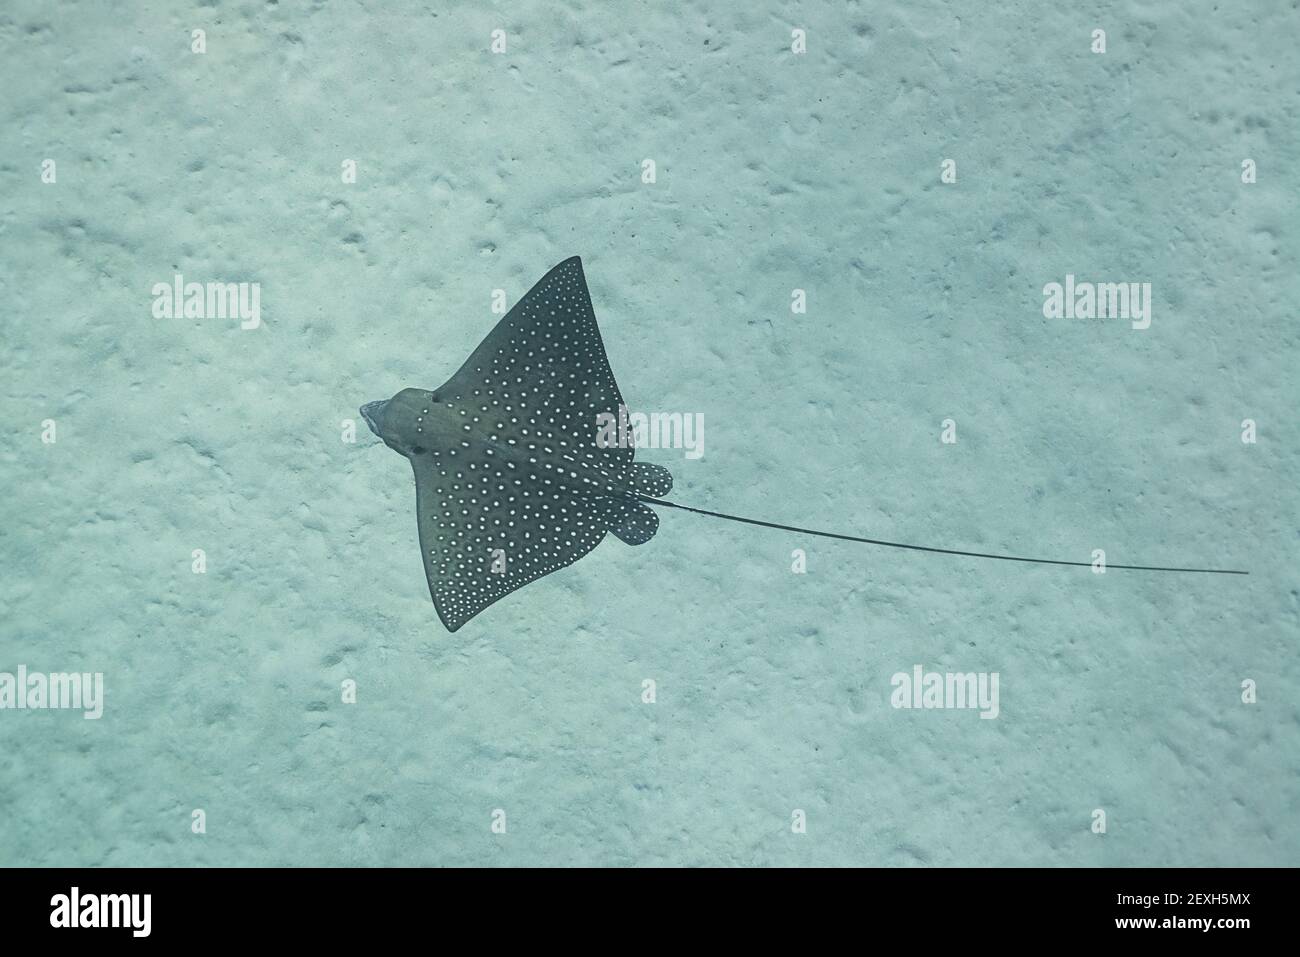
[1,1,1296,867]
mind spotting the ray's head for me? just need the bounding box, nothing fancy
[360,387,448,458]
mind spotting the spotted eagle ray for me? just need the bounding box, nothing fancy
[361,257,1246,632]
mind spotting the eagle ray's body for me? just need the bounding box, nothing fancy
[361,256,1246,633]
[361,257,669,631]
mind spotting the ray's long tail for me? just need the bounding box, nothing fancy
[635,496,1248,576]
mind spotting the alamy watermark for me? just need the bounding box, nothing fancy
[50,887,150,937]
[890,665,999,719]
[1042,273,1151,330]
[596,404,704,459]
[151,274,261,329]
[0,666,103,719]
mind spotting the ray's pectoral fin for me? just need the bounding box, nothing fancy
[413,465,612,632]
[609,500,660,546]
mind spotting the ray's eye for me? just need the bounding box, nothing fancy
[411,445,427,455]
[429,392,440,403]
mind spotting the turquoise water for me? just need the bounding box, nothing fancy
[1,1,1295,866]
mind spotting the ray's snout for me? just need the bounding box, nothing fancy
[360,400,388,438]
